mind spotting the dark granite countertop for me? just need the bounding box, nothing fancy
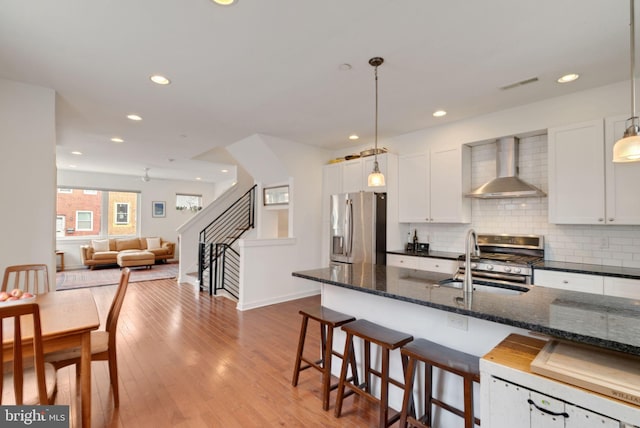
[292,263,640,356]
[534,260,640,280]
[387,249,462,260]
[388,249,640,281]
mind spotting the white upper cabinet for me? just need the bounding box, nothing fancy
[398,152,430,222]
[341,158,363,193]
[548,119,605,224]
[548,117,640,224]
[398,146,471,223]
[430,146,471,223]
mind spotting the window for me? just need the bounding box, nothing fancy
[56,188,139,237]
[176,193,202,212]
[115,203,129,224]
[76,211,93,231]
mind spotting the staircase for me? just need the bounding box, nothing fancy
[198,185,256,299]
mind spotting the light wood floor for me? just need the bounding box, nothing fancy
[54,278,385,427]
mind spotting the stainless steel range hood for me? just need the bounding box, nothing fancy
[466,137,546,199]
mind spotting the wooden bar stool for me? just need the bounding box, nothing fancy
[291,306,359,410]
[399,338,480,428]
[334,319,414,428]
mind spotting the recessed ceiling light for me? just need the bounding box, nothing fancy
[349,134,359,140]
[221,169,229,173]
[111,137,124,143]
[71,151,82,155]
[196,177,202,181]
[211,0,236,5]
[338,63,352,71]
[557,73,580,83]
[433,110,447,117]
[127,114,143,121]
[150,75,171,85]
[69,164,77,168]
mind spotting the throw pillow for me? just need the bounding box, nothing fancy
[147,237,161,250]
[92,239,109,252]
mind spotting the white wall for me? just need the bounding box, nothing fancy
[57,169,218,270]
[334,80,628,159]
[0,78,56,284]
[232,134,331,309]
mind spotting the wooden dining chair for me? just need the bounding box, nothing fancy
[2,264,51,294]
[45,267,131,407]
[1,303,57,405]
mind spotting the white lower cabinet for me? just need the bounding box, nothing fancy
[535,269,640,299]
[566,405,619,428]
[386,254,457,274]
[489,378,620,428]
[603,276,640,299]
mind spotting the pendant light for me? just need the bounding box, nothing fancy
[367,57,386,187]
[613,0,640,162]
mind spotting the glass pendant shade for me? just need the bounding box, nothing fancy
[368,161,385,187]
[613,128,640,162]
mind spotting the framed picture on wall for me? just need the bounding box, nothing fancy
[152,201,166,218]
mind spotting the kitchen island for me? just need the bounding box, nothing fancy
[293,262,640,356]
[292,263,640,426]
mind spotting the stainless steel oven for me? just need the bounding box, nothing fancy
[453,234,544,289]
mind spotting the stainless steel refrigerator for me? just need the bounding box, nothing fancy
[330,192,386,265]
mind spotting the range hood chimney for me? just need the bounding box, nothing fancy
[466,137,546,199]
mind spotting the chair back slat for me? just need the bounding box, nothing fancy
[106,268,131,340]
[0,303,48,405]
[2,265,50,294]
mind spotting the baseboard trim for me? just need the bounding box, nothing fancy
[236,289,320,311]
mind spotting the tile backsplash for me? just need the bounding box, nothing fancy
[408,134,640,268]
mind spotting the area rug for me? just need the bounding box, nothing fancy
[56,262,178,290]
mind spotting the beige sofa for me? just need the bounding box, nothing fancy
[80,237,175,269]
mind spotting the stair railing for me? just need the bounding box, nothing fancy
[211,243,240,299]
[198,185,256,296]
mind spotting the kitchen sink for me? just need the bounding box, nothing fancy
[437,279,529,296]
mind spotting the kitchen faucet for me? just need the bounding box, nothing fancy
[463,228,480,294]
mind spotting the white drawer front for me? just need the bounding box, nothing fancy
[418,258,458,274]
[534,270,603,294]
[603,276,640,299]
[386,254,418,269]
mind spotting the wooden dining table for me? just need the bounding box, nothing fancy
[2,289,100,428]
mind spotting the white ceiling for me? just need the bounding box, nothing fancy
[0,0,632,182]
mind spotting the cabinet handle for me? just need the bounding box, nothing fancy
[598,218,604,222]
[562,280,569,284]
[609,218,614,222]
[527,399,569,418]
